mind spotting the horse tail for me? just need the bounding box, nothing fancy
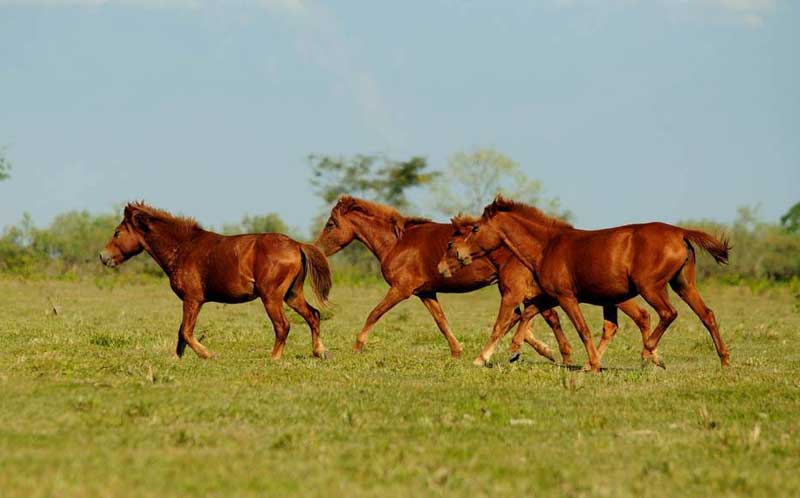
[300,243,332,307]
[682,229,731,265]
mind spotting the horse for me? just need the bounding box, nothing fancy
[315,196,650,363]
[100,202,332,360]
[440,195,731,372]
[314,196,569,360]
[438,230,655,368]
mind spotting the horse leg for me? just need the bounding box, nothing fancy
[639,286,677,368]
[418,293,463,358]
[354,287,410,352]
[474,296,523,366]
[557,297,602,373]
[285,283,326,359]
[539,308,573,365]
[509,306,557,364]
[669,264,730,367]
[617,299,658,366]
[175,322,188,358]
[178,300,212,359]
[595,305,618,362]
[261,293,291,360]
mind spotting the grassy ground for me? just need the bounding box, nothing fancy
[0,278,798,498]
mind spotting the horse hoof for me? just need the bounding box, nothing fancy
[720,356,731,367]
[509,352,521,363]
[451,350,462,359]
[352,342,364,352]
[583,362,600,373]
[473,356,487,367]
[314,350,328,360]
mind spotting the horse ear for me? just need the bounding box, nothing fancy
[393,219,405,238]
[130,211,151,232]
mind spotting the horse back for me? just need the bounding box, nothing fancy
[181,232,302,303]
[545,223,688,302]
[384,222,497,293]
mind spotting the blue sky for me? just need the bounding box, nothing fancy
[1,0,797,235]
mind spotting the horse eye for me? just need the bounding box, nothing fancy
[114,231,120,238]
[472,226,479,233]
[447,241,453,249]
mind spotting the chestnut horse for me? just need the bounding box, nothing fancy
[441,196,731,372]
[100,202,332,360]
[315,196,650,363]
[315,196,572,360]
[438,231,656,368]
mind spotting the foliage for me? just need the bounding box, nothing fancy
[780,201,800,233]
[0,148,10,181]
[308,154,438,283]
[222,213,290,236]
[680,205,800,282]
[429,148,570,220]
[309,154,437,209]
[0,280,798,497]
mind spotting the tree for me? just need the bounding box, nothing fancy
[781,201,800,233]
[308,154,437,209]
[429,147,570,220]
[0,148,10,181]
[222,213,289,235]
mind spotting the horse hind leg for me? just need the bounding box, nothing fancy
[285,279,326,359]
[419,293,463,358]
[669,262,730,367]
[509,307,558,364]
[617,299,660,367]
[261,293,291,360]
[595,305,619,363]
[639,286,677,368]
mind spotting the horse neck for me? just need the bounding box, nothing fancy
[493,213,559,272]
[142,223,201,275]
[348,215,399,262]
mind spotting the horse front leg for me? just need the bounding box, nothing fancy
[557,297,601,373]
[177,300,212,359]
[354,287,410,352]
[474,297,523,366]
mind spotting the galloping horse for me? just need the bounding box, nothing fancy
[440,196,731,371]
[314,196,570,360]
[100,202,332,360]
[438,225,655,367]
[315,196,651,363]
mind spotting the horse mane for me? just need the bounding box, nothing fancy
[334,196,432,234]
[450,213,481,229]
[124,201,202,236]
[482,195,573,229]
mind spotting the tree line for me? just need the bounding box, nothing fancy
[1,148,798,283]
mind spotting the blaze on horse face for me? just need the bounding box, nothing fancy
[315,210,357,256]
[438,218,504,277]
[99,208,148,267]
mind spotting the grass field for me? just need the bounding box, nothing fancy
[1,278,799,497]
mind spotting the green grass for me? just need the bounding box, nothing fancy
[1,278,798,497]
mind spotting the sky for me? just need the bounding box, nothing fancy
[1,0,798,235]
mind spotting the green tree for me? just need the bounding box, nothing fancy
[0,148,11,181]
[222,213,289,235]
[429,147,570,219]
[781,201,800,233]
[308,154,437,209]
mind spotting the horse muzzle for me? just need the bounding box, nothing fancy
[437,260,453,278]
[99,251,117,268]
